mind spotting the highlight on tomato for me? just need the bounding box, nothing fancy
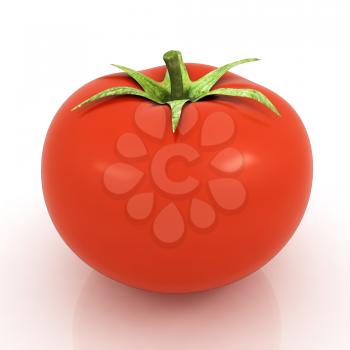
[42,50,312,293]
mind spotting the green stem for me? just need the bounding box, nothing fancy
[72,51,281,132]
[163,50,189,100]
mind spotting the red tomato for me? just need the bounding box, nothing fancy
[42,61,312,293]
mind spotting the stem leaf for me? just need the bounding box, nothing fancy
[196,88,280,116]
[167,99,189,131]
[111,64,170,100]
[190,58,259,99]
[71,86,161,111]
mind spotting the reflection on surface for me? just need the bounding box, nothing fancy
[73,271,281,350]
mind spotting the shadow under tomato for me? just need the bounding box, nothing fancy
[72,270,281,350]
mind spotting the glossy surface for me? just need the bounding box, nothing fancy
[42,64,312,293]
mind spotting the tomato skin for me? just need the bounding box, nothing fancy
[42,64,312,293]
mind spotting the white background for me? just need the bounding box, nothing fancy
[1,0,349,349]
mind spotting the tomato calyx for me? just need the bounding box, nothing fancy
[72,50,280,131]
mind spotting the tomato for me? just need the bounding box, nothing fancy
[42,51,312,293]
